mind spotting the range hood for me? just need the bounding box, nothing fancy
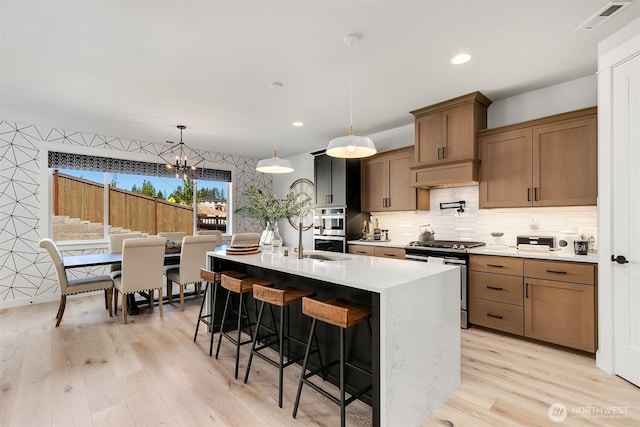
[410,159,480,189]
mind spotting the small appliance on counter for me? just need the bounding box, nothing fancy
[557,230,579,253]
[516,235,556,251]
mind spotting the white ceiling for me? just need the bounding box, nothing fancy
[1,1,638,159]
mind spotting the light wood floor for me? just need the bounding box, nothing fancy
[1,294,638,427]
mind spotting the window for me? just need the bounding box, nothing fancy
[49,152,231,241]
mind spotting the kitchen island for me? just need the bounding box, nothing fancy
[207,248,460,427]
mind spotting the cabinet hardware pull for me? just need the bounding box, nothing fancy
[437,147,441,159]
[486,264,504,268]
[356,251,367,254]
[386,197,390,207]
[534,187,539,201]
[486,285,503,291]
[546,270,567,274]
[442,146,446,159]
[527,188,531,202]
[384,253,396,257]
[526,283,529,298]
[487,312,503,319]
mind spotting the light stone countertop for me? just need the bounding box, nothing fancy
[468,246,598,264]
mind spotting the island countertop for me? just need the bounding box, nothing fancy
[208,247,457,293]
[208,247,461,426]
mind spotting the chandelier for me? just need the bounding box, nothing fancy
[158,125,205,179]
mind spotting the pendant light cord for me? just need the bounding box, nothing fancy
[348,38,353,129]
[271,82,281,156]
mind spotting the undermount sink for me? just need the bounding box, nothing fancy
[302,253,349,261]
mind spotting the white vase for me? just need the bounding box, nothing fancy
[491,236,505,246]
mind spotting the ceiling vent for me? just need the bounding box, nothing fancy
[575,0,632,30]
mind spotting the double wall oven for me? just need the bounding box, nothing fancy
[404,240,486,329]
[312,207,347,253]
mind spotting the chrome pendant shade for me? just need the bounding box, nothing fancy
[256,82,294,174]
[326,34,376,159]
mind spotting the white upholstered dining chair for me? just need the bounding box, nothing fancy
[164,234,221,310]
[39,238,114,327]
[113,237,166,324]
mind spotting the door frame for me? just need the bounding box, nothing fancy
[596,19,639,374]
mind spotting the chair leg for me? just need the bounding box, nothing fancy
[278,304,285,408]
[179,284,185,311]
[158,286,163,317]
[234,292,244,379]
[194,282,208,342]
[167,281,173,304]
[113,288,118,315]
[340,327,346,427]
[122,294,128,324]
[106,289,113,317]
[55,295,67,327]
[149,289,154,312]
[209,282,220,356]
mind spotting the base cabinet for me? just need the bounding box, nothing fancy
[348,244,405,259]
[469,255,596,352]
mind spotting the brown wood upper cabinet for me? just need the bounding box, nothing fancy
[361,146,429,211]
[410,91,492,188]
[479,107,597,208]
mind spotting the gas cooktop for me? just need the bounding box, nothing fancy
[406,240,486,251]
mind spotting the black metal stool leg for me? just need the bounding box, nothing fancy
[234,292,244,379]
[209,280,220,356]
[278,304,285,407]
[293,318,317,419]
[244,300,266,383]
[215,290,232,359]
[194,281,209,342]
[340,327,346,427]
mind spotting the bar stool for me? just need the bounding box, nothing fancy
[215,274,273,379]
[244,284,324,408]
[194,268,246,356]
[293,297,372,427]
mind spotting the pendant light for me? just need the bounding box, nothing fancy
[158,125,205,179]
[326,34,377,159]
[256,82,294,173]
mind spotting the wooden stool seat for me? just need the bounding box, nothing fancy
[302,297,372,329]
[253,285,315,307]
[194,269,246,356]
[220,275,271,294]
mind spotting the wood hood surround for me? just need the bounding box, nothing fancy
[410,91,492,188]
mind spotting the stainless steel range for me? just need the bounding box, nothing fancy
[404,240,486,329]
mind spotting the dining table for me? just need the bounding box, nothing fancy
[62,251,181,269]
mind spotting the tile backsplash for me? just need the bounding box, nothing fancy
[370,185,598,250]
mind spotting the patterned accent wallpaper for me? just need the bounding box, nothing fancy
[0,121,271,307]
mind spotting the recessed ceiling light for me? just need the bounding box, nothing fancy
[292,121,304,127]
[451,53,471,65]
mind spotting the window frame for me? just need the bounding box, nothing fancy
[40,143,234,249]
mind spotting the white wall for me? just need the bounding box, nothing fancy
[272,152,315,249]
[488,75,597,128]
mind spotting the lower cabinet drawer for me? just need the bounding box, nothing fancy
[469,271,523,305]
[469,298,524,335]
[348,244,375,256]
[374,246,405,259]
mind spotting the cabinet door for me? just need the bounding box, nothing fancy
[329,157,347,206]
[386,152,416,211]
[442,104,476,162]
[533,116,597,206]
[479,129,533,208]
[415,112,442,165]
[374,246,405,259]
[348,244,375,256]
[314,154,332,205]
[361,157,387,212]
[524,278,595,352]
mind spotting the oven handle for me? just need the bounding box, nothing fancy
[405,254,466,265]
[313,235,346,241]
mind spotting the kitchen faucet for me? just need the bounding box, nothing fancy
[298,205,323,259]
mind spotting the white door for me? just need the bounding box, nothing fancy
[612,53,640,387]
